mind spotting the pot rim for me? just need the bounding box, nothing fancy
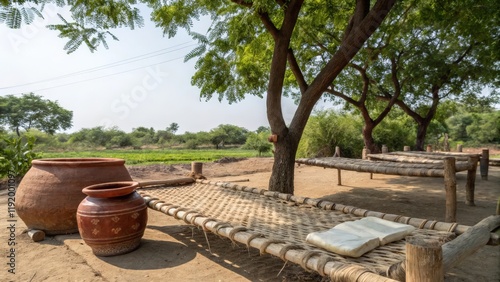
[82,181,139,198]
[32,158,126,167]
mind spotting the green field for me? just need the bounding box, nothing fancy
[38,148,272,165]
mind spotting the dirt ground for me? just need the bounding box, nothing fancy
[1,154,499,282]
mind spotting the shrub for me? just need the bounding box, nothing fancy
[0,135,38,179]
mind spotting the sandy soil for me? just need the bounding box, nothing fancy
[1,155,499,282]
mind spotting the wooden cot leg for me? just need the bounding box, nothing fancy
[406,236,444,282]
[497,197,500,215]
[466,156,478,206]
[443,157,457,223]
[480,148,489,180]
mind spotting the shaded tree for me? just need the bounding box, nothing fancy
[183,0,396,193]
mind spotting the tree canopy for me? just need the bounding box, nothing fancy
[0,93,73,136]
[314,0,499,151]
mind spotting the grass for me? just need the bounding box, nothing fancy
[37,148,272,165]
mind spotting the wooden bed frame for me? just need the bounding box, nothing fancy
[296,152,480,222]
[138,179,500,282]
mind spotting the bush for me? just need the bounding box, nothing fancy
[298,110,364,158]
[372,116,416,152]
[0,135,38,179]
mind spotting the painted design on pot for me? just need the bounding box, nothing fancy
[111,228,122,234]
[77,181,148,257]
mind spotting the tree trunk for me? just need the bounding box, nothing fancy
[363,123,379,153]
[415,114,434,151]
[415,122,428,151]
[268,133,299,194]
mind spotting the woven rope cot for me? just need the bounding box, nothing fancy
[295,156,481,222]
[384,151,480,162]
[138,179,499,282]
[366,153,476,166]
[295,157,474,176]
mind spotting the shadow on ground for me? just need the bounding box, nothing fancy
[148,225,327,282]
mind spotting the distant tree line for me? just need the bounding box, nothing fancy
[1,104,497,161]
[0,124,270,152]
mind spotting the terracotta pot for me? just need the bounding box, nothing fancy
[77,181,148,256]
[15,158,132,235]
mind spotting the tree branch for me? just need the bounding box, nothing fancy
[265,0,304,134]
[290,0,396,134]
[287,48,308,93]
[344,0,370,40]
[372,55,401,125]
[330,89,360,107]
[258,11,280,39]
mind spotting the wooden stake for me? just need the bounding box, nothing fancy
[466,156,478,206]
[337,169,342,186]
[443,157,457,223]
[426,144,432,152]
[191,162,203,175]
[382,145,388,153]
[406,236,444,282]
[496,197,500,215]
[362,148,369,159]
[480,148,489,180]
[443,133,450,152]
[456,144,463,152]
[403,146,411,152]
[28,230,45,242]
[334,146,341,157]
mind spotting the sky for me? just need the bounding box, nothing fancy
[0,4,316,134]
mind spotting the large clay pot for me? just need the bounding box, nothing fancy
[77,181,148,256]
[15,158,132,235]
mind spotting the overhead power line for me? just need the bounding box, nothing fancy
[24,55,186,93]
[0,41,197,93]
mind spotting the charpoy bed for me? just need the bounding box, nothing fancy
[138,179,499,282]
[295,155,480,222]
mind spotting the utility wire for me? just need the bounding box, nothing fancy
[6,55,187,94]
[53,42,196,79]
[0,41,197,91]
